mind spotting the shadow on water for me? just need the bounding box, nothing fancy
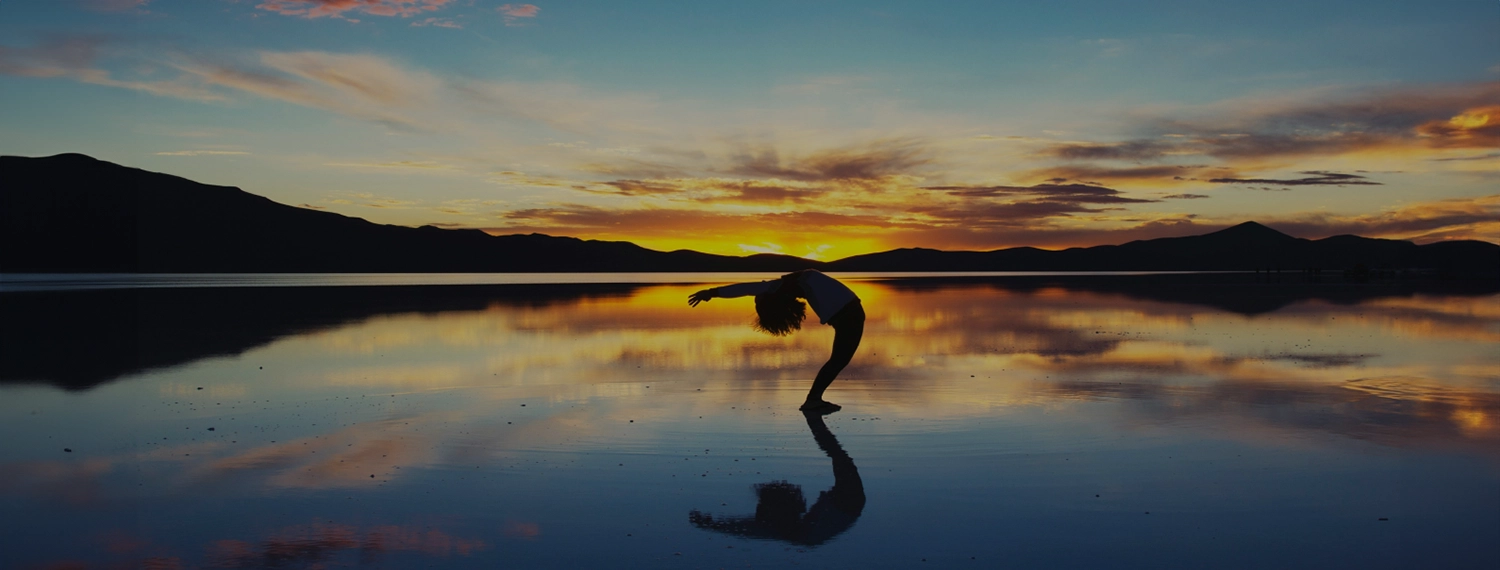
[689,412,865,546]
[0,284,645,391]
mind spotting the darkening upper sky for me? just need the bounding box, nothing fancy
[2,0,1497,258]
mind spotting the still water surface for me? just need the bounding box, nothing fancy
[1,275,1497,568]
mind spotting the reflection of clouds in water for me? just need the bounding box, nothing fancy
[1259,352,1379,368]
[192,416,444,489]
[0,458,115,507]
[1046,375,1500,452]
[25,520,489,569]
[10,281,1492,511]
[324,364,469,387]
[233,282,1500,431]
[6,280,1496,568]
[502,521,542,540]
[205,521,487,568]
[1274,298,1500,343]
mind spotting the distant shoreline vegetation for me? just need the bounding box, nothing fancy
[2,154,1497,277]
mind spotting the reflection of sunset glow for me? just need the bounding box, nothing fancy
[1,280,1497,568]
[134,280,1493,442]
[194,417,442,489]
[503,521,542,540]
[1453,409,1489,432]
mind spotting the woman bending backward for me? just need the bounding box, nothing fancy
[688,270,864,413]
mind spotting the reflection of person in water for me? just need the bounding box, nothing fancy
[688,411,866,546]
[688,269,864,413]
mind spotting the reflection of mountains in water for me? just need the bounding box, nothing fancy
[0,284,644,391]
[874,272,1500,316]
[2,274,1496,391]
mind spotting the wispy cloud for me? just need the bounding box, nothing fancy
[323,160,456,170]
[1025,164,1229,186]
[77,0,151,12]
[1414,105,1500,149]
[922,182,1156,204]
[174,50,441,130]
[725,140,930,182]
[1431,151,1500,162]
[1028,82,1500,186]
[1258,195,1500,243]
[1042,140,1175,161]
[1207,171,1382,187]
[0,35,110,78]
[411,17,461,29]
[0,35,226,101]
[257,0,457,20]
[499,3,540,26]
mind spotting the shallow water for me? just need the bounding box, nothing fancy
[2,275,1498,569]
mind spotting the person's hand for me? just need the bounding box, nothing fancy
[688,289,714,307]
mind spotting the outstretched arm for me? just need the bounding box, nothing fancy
[688,288,715,307]
[687,280,778,307]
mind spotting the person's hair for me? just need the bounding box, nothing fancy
[753,480,806,524]
[753,276,806,336]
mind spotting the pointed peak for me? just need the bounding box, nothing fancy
[1209,221,1295,240]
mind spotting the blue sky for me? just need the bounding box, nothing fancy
[1,0,1497,257]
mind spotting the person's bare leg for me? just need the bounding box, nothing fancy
[801,304,863,411]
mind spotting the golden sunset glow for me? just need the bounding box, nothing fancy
[5,4,1500,567]
[4,277,1498,567]
[2,3,1496,257]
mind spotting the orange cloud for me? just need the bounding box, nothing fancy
[1416,105,1500,148]
[726,140,930,182]
[499,3,540,26]
[499,4,539,18]
[1024,82,1500,188]
[484,188,1500,253]
[1020,164,1233,186]
[1258,194,1500,243]
[174,50,440,130]
[257,0,456,19]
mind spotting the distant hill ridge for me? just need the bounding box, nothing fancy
[1,153,1496,274]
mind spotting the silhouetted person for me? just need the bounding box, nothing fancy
[688,411,865,546]
[689,269,863,413]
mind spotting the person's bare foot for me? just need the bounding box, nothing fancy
[798,400,841,414]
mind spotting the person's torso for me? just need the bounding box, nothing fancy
[795,271,859,324]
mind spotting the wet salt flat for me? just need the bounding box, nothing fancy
[1,275,1498,569]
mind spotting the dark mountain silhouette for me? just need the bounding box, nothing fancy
[824,221,1499,274]
[0,154,819,273]
[1,153,1496,274]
